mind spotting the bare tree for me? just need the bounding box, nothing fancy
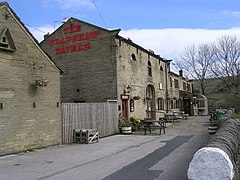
[176,43,214,95]
[211,35,240,110]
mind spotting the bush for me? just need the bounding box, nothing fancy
[130,116,141,126]
[118,116,131,128]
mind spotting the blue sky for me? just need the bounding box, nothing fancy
[5,0,240,60]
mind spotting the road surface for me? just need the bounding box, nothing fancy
[0,116,210,180]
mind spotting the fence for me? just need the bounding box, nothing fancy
[62,103,119,144]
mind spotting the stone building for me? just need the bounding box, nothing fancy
[40,17,192,120]
[0,2,61,156]
[168,71,193,115]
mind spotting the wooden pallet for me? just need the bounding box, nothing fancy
[73,129,99,144]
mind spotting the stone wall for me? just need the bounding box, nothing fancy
[115,38,168,119]
[188,111,240,180]
[40,18,119,103]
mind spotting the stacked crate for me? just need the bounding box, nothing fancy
[73,129,99,144]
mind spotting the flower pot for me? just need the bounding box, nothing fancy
[121,126,132,134]
[208,126,218,134]
[132,125,140,131]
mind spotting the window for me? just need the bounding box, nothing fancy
[2,37,6,43]
[160,66,163,71]
[174,79,179,88]
[0,36,8,48]
[170,100,174,109]
[146,85,154,99]
[146,85,155,119]
[183,82,187,91]
[176,99,180,108]
[198,100,205,108]
[0,103,3,110]
[147,61,152,77]
[157,98,164,110]
[131,53,136,61]
[187,83,191,92]
[170,77,173,87]
[170,98,179,109]
[159,83,163,90]
[0,28,16,51]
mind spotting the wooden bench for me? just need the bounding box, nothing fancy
[142,118,166,135]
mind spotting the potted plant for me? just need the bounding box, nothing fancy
[118,115,132,134]
[130,116,141,131]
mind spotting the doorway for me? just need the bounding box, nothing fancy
[183,98,191,115]
[122,99,129,119]
[146,85,155,119]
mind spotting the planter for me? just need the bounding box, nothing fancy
[132,125,140,131]
[121,126,132,134]
[208,126,218,134]
[36,79,49,87]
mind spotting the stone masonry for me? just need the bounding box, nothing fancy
[0,2,61,156]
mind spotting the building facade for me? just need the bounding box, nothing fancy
[40,18,193,121]
[0,2,61,156]
[168,71,193,115]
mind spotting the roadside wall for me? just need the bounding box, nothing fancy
[188,112,240,180]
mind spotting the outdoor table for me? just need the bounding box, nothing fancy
[142,119,166,135]
[165,113,182,123]
[165,113,174,123]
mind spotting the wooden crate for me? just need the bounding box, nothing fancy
[73,129,99,144]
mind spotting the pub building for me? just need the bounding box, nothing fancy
[40,18,193,120]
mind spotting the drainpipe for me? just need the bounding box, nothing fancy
[165,62,170,113]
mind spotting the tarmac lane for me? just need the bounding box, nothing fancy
[0,116,210,180]
[102,134,209,180]
[102,135,193,180]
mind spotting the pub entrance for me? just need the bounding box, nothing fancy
[146,85,156,119]
[183,98,191,115]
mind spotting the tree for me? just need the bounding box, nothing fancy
[211,35,240,111]
[176,43,214,95]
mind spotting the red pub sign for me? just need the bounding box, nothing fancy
[49,24,100,55]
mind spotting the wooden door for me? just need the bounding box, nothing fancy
[183,98,191,115]
[122,99,128,119]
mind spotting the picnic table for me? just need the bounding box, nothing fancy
[165,112,182,123]
[142,118,166,135]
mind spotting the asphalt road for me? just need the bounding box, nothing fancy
[0,116,210,180]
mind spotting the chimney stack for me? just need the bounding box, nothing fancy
[179,69,183,77]
[44,32,50,40]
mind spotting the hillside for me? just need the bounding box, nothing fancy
[192,78,232,109]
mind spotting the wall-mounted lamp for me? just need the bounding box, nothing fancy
[124,84,132,94]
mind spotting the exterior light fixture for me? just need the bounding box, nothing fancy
[124,84,132,94]
[126,85,132,93]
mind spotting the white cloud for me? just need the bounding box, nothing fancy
[222,10,240,17]
[119,27,240,59]
[42,0,94,9]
